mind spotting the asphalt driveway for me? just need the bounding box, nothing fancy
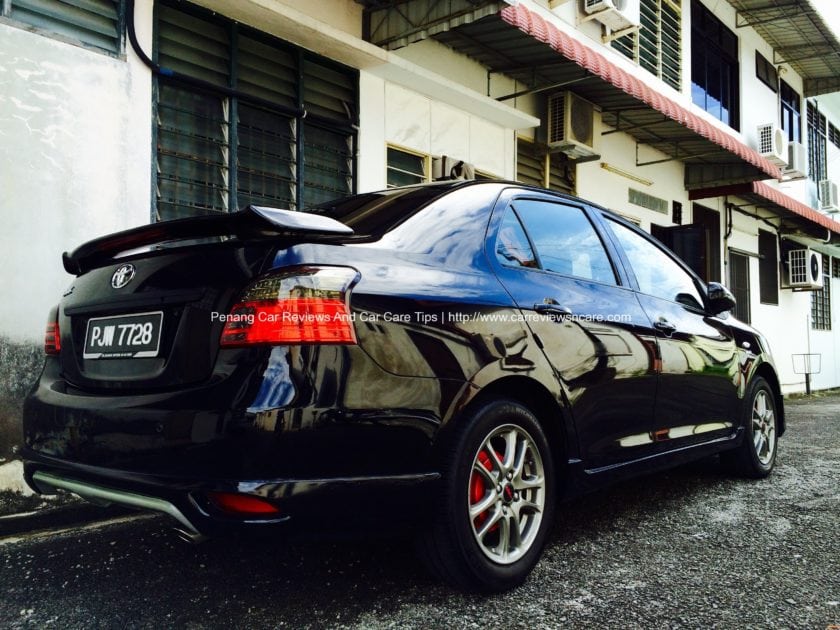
[0,394,838,629]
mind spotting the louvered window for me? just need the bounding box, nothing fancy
[807,102,827,184]
[516,138,573,193]
[611,0,681,92]
[154,1,357,221]
[2,0,123,54]
[386,147,428,187]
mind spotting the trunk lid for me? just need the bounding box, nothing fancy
[56,206,353,392]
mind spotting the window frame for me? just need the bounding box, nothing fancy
[728,249,751,323]
[505,197,620,286]
[0,0,125,57]
[811,254,832,331]
[758,229,779,305]
[611,0,682,92]
[151,0,358,221]
[386,145,430,188]
[690,0,740,130]
[780,80,801,144]
[755,51,778,92]
[829,123,840,151]
[494,207,539,271]
[807,102,828,184]
[515,136,574,193]
[603,213,708,312]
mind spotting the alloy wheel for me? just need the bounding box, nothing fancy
[752,389,776,466]
[467,424,546,565]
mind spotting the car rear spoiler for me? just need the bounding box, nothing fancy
[62,206,354,275]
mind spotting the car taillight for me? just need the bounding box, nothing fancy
[44,307,61,355]
[220,265,360,347]
[207,491,280,515]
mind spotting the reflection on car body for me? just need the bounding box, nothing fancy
[23,181,783,592]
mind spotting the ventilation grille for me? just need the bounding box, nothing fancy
[629,188,668,214]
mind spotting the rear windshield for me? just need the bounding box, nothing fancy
[306,185,455,238]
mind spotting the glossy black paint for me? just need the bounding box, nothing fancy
[22,181,784,535]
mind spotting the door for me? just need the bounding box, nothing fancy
[491,195,660,469]
[604,217,740,451]
[728,250,751,323]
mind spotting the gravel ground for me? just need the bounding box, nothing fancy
[0,394,838,629]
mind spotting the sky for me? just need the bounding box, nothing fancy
[810,0,840,34]
[809,0,840,115]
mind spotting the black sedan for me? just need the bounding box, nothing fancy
[23,181,783,592]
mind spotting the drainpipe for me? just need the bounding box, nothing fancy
[125,0,308,120]
[723,197,733,284]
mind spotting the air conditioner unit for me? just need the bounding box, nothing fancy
[583,0,640,32]
[432,156,475,181]
[819,179,839,212]
[787,248,823,290]
[784,141,808,179]
[756,124,788,167]
[547,92,600,159]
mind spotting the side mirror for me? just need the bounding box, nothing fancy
[707,282,736,315]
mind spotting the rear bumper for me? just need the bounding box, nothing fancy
[30,470,209,541]
[22,450,439,537]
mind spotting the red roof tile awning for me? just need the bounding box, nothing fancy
[690,181,840,237]
[497,4,782,181]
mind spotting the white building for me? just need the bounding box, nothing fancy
[1,0,839,434]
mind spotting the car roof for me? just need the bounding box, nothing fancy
[378,179,625,222]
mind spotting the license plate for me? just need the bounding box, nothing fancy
[83,311,163,359]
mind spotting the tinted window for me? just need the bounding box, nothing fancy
[496,210,537,268]
[608,219,704,309]
[308,185,452,237]
[514,200,616,284]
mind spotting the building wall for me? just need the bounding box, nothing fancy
[0,16,153,344]
[0,0,154,454]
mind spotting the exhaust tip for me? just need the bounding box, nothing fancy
[173,527,209,544]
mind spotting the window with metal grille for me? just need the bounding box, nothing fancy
[780,80,801,144]
[691,0,739,130]
[807,102,827,183]
[1,0,123,54]
[833,256,840,279]
[758,229,778,305]
[811,254,831,330]
[386,147,428,187]
[755,52,777,92]
[829,123,840,150]
[153,1,357,221]
[728,251,750,323]
[611,0,681,92]
[516,138,573,193]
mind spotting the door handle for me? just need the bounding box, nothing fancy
[534,301,572,318]
[653,317,677,334]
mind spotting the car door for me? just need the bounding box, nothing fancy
[602,216,740,452]
[490,192,660,470]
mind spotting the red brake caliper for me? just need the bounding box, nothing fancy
[470,450,500,532]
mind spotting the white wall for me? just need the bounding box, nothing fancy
[576,130,687,230]
[0,2,154,343]
[358,74,516,189]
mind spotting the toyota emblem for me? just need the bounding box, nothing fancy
[111,264,136,289]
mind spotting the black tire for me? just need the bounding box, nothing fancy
[722,376,778,478]
[417,399,556,592]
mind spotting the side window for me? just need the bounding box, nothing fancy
[607,219,704,309]
[513,200,616,285]
[496,210,538,269]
